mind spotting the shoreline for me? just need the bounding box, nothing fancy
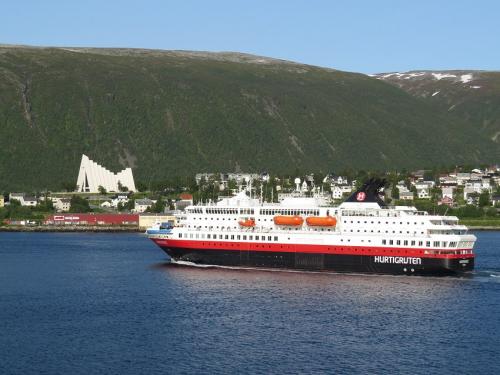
[1,225,500,233]
[468,226,500,231]
[0,226,142,233]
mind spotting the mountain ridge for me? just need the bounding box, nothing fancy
[0,45,498,191]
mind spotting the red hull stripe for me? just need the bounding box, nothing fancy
[152,239,474,260]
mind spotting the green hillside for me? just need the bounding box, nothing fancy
[0,46,498,191]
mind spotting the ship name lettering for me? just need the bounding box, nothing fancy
[374,256,422,265]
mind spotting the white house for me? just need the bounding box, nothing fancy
[332,185,352,200]
[417,188,430,199]
[463,187,478,201]
[134,199,155,213]
[456,173,472,186]
[9,193,37,207]
[414,181,435,190]
[111,194,130,208]
[442,186,455,200]
[52,197,71,212]
[399,191,414,201]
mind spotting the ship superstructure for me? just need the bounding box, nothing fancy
[148,179,475,275]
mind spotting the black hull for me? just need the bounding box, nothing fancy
[159,246,474,276]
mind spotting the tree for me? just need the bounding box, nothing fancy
[35,198,54,212]
[69,195,91,213]
[149,197,166,213]
[391,185,400,200]
[98,185,107,195]
[136,181,147,192]
[479,191,491,207]
[61,182,77,192]
[117,181,129,192]
[118,199,135,212]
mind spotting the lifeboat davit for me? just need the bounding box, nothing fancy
[239,218,255,227]
[273,215,304,226]
[306,216,337,227]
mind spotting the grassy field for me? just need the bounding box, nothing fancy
[459,218,500,228]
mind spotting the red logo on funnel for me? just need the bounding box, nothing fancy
[356,192,366,201]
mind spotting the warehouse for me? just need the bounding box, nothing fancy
[45,213,139,226]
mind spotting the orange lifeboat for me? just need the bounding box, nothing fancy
[239,218,255,227]
[306,216,337,227]
[273,215,304,226]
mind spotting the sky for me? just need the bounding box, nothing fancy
[1,0,499,73]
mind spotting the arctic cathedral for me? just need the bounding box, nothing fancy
[76,154,136,193]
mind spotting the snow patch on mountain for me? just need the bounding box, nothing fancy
[460,74,473,83]
[432,91,440,96]
[432,73,457,80]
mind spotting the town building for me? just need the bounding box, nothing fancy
[174,193,193,211]
[491,194,500,206]
[399,191,414,201]
[417,188,430,199]
[44,213,139,226]
[52,197,71,212]
[332,185,352,200]
[134,198,154,213]
[9,193,37,207]
[441,186,456,200]
[76,154,136,193]
[438,196,454,207]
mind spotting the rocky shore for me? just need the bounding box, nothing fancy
[0,226,142,232]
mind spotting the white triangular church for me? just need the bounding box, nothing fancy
[76,154,136,193]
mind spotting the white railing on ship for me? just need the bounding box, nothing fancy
[341,209,428,217]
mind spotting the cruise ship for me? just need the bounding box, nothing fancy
[148,179,475,276]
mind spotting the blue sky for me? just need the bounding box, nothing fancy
[1,0,499,73]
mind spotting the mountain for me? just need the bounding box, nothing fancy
[374,70,500,143]
[0,45,498,191]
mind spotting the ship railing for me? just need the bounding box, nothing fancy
[183,226,339,234]
[340,209,428,217]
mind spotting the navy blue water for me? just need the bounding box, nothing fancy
[1,232,499,374]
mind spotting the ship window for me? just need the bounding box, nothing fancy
[442,242,447,247]
[190,234,193,238]
[382,240,386,245]
[179,233,182,238]
[389,240,393,245]
[255,236,259,240]
[231,235,234,240]
[434,241,440,247]
[426,241,431,247]
[404,240,408,246]
[419,241,423,246]
[243,235,247,240]
[219,234,223,239]
[274,236,278,241]
[225,235,229,240]
[268,236,272,241]
[237,235,240,240]
[207,234,211,239]
[411,240,415,246]
[396,240,401,245]
[249,236,253,240]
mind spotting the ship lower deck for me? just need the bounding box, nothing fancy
[155,244,474,276]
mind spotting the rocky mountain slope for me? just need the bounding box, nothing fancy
[375,70,500,143]
[0,45,498,191]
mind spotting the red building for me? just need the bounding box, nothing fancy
[44,213,139,226]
